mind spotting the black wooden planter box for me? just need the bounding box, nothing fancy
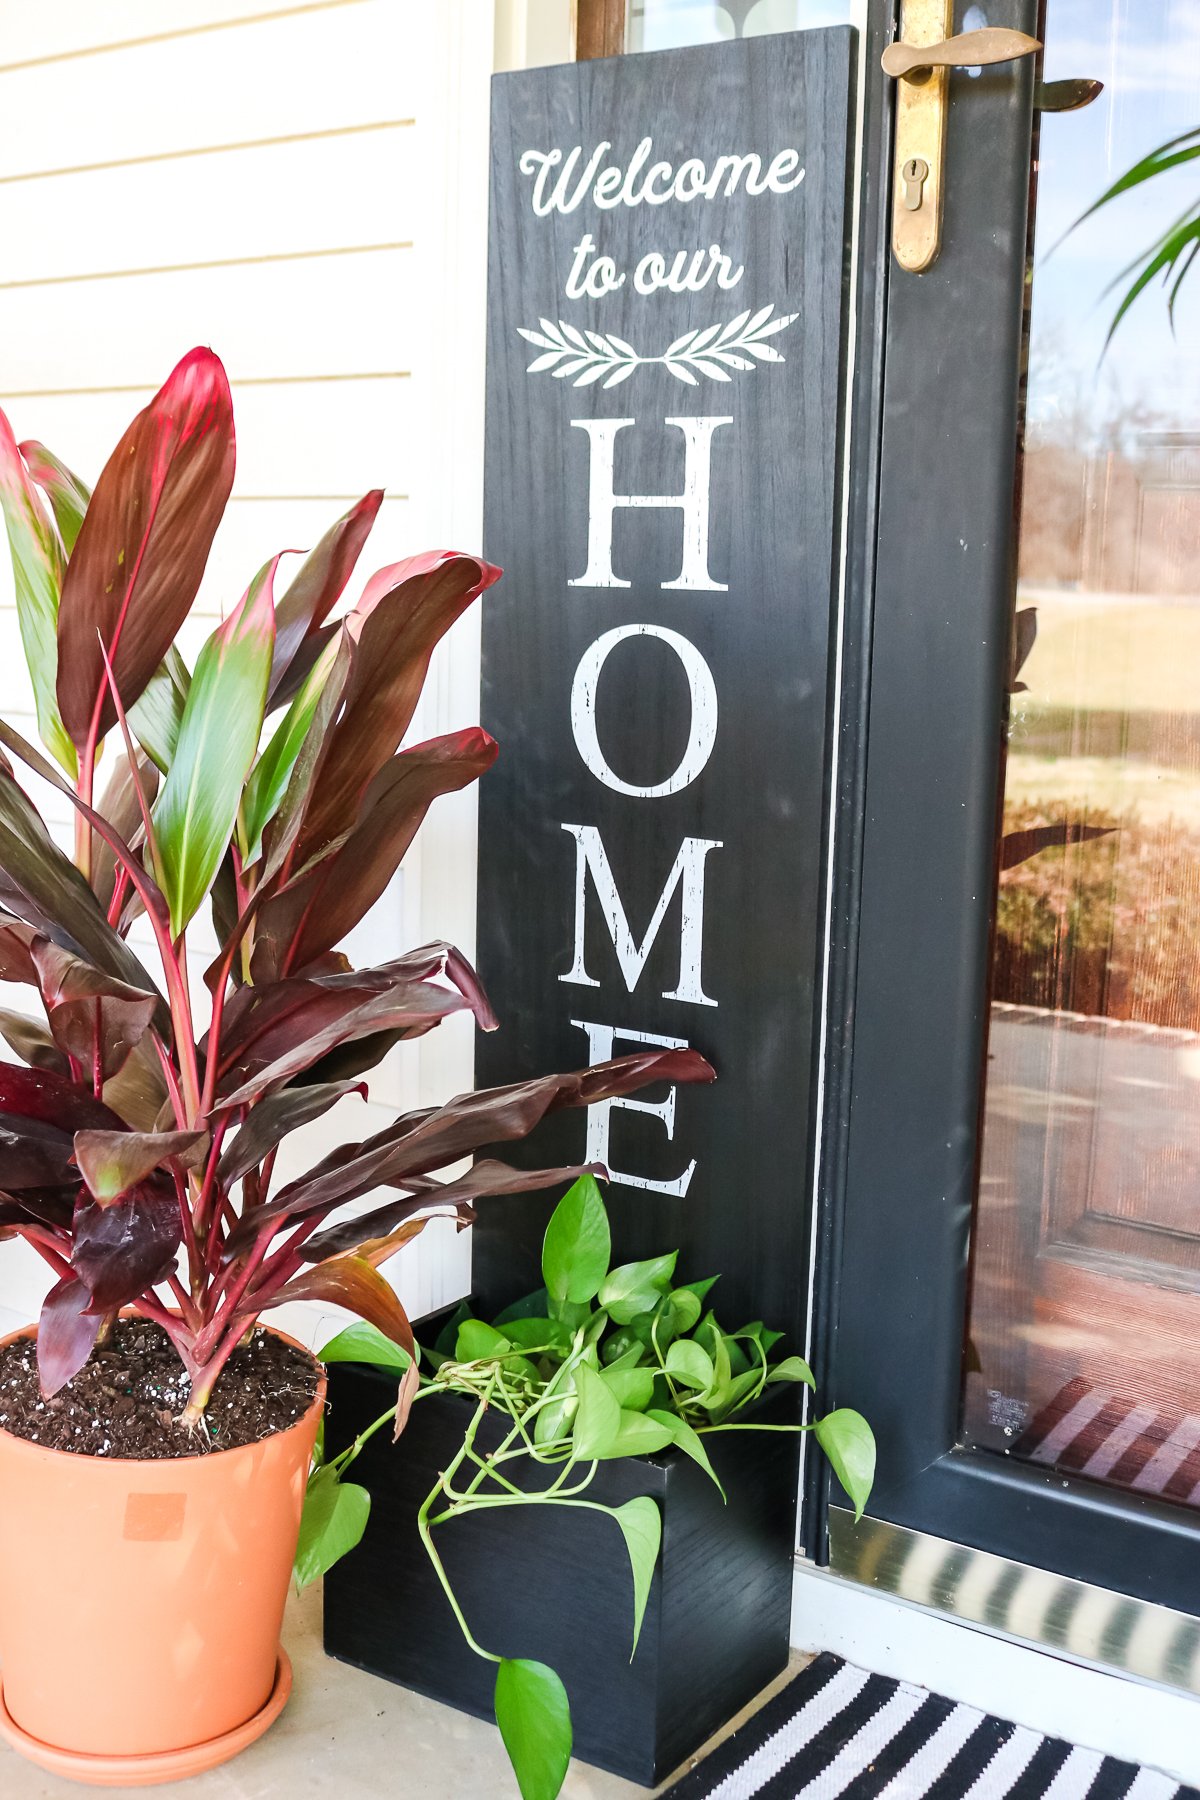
[322,1351,800,1787]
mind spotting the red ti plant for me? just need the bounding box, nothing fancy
[0,349,714,1427]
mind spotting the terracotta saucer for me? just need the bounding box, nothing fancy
[0,1649,292,1788]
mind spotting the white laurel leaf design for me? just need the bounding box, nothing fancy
[519,305,799,388]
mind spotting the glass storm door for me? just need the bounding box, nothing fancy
[824,0,1200,1670]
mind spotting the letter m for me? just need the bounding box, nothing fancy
[559,824,721,1008]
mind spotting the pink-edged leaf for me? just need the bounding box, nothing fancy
[56,347,235,750]
[152,556,276,934]
[38,1275,102,1397]
[259,728,498,975]
[303,1159,606,1260]
[217,1079,367,1187]
[0,410,75,773]
[19,440,90,555]
[294,554,501,857]
[72,1182,181,1312]
[269,490,383,695]
[74,1128,206,1205]
[31,937,159,1082]
[258,1255,416,1361]
[238,1050,715,1246]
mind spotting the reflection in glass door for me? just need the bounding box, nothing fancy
[964,0,1200,1503]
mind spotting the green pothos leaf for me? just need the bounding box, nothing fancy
[610,1495,661,1658]
[493,1658,572,1800]
[294,1464,371,1589]
[815,1407,877,1522]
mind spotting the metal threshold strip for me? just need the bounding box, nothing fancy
[829,1509,1200,1695]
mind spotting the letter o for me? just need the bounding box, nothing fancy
[570,624,718,798]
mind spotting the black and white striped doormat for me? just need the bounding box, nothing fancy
[663,1655,1197,1799]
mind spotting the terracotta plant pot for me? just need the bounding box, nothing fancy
[0,1322,324,1788]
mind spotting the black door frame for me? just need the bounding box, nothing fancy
[816,0,1200,1615]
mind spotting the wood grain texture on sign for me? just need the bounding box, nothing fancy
[474,31,854,1336]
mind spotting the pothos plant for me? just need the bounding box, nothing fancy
[0,347,714,1422]
[302,1174,875,1800]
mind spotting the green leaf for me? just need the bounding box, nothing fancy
[493,1658,572,1800]
[294,1465,371,1588]
[768,1354,816,1389]
[600,1366,655,1412]
[494,1287,550,1325]
[570,1361,622,1459]
[456,1318,513,1363]
[502,1316,571,1353]
[666,1287,702,1333]
[241,634,341,864]
[608,1410,675,1458]
[677,1274,719,1303]
[152,558,276,935]
[319,1320,412,1372]
[815,1408,876,1521]
[645,1408,725,1498]
[0,412,75,774]
[542,1173,610,1307]
[127,646,191,774]
[598,1251,677,1324]
[665,1339,715,1394]
[610,1496,661,1657]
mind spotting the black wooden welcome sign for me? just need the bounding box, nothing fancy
[473,30,853,1337]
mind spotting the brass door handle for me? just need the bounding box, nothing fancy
[883,4,1044,275]
[881,28,1041,82]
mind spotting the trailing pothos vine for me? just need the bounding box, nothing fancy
[297,1175,875,1800]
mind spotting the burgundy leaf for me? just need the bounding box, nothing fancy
[303,1159,606,1260]
[0,753,164,1001]
[38,1275,102,1397]
[213,948,495,1096]
[0,1062,122,1133]
[256,729,498,975]
[72,1182,181,1312]
[0,1112,79,1189]
[216,978,474,1109]
[56,348,235,749]
[999,821,1115,871]
[90,751,159,912]
[0,1009,69,1075]
[393,1361,420,1441]
[31,937,159,1082]
[217,1080,367,1187]
[101,1035,169,1132]
[235,1049,714,1246]
[0,912,38,984]
[74,1129,206,1205]
[293,554,500,858]
[269,490,383,696]
[258,1255,416,1361]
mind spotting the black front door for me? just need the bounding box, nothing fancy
[825,0,1200,1639]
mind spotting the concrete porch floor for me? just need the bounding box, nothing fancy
[0,1583,804,1799]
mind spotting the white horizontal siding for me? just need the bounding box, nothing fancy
[0,0,499,1328]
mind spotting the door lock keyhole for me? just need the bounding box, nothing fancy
[901,156,930,211]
